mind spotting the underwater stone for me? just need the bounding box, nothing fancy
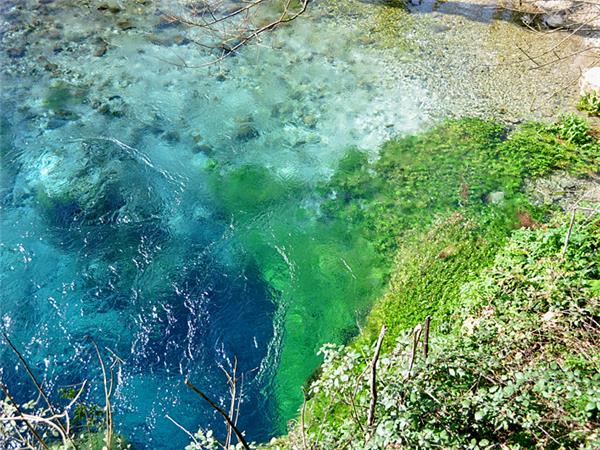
[97,3,123,13]
[6,47,26,58]
[46,118,68,129]
[156,16,182,30]
[162,130,180,143]
[117,18,134,30]
[234,117,259,141]
[193,143,214,155]
[53,109,79,121]
[95,42,108,57]
[47,28,62,40]
[302,114,317,128]
[174,35,191,46]
[91,95,127,117]
[235,124,259,141]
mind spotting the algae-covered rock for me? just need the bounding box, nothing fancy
[90,95,127,117]
[233,116,260,141]
[42,80,87,112]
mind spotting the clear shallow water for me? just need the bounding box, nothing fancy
[0,0,587,447]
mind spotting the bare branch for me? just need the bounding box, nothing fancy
[423,315,432,360]
[0,382,49,450]
[185,379,251,450]
[367,325,386,429]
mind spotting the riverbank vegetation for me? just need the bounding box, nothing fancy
[267,114,599,449]
[279,209,599,449]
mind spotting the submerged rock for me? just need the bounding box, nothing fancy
[302,114,318,128]
[6,47,26,58]
[233,117,259,141]
[117,18,134,30]
[94,42,108,57]
[97,3,123,14]
[235,124,259,141]
[25,140,164,227]
[192,143,214,155]
[91,95,127,117]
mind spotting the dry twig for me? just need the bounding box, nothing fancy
[367,325,386,430]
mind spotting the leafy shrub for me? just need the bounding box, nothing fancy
[551,113,593,146]
[321,117,599,256]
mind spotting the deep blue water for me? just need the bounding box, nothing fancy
[0,135,281,446]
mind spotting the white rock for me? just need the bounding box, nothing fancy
[580,67,600,95]
[488,191,505,204]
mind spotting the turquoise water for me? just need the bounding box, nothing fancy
[0,0,581,447]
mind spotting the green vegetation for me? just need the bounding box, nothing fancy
[577,92,600,117]
[209,164,387,426]
[264,114,599,448]
[315,115,597,341]
[281,210,598,449]
[322,116,598,256]
[6,113,597,449]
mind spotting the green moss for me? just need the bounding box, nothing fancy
[321,114,597,345]
[323,117,598,256]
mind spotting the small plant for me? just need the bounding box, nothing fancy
[577,92,600,117]
[552,113,593,145]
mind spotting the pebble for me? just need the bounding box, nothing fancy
[95,43,108,57]
[6,47,26,58]
[98,3,123,14]
[117,19,134,30]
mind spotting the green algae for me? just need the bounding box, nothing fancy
[326,115,598,344]
[42,80,87,112]
[210,165,387,427]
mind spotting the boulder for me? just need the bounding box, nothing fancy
[487,191,505,204]
[580,67,600,96]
